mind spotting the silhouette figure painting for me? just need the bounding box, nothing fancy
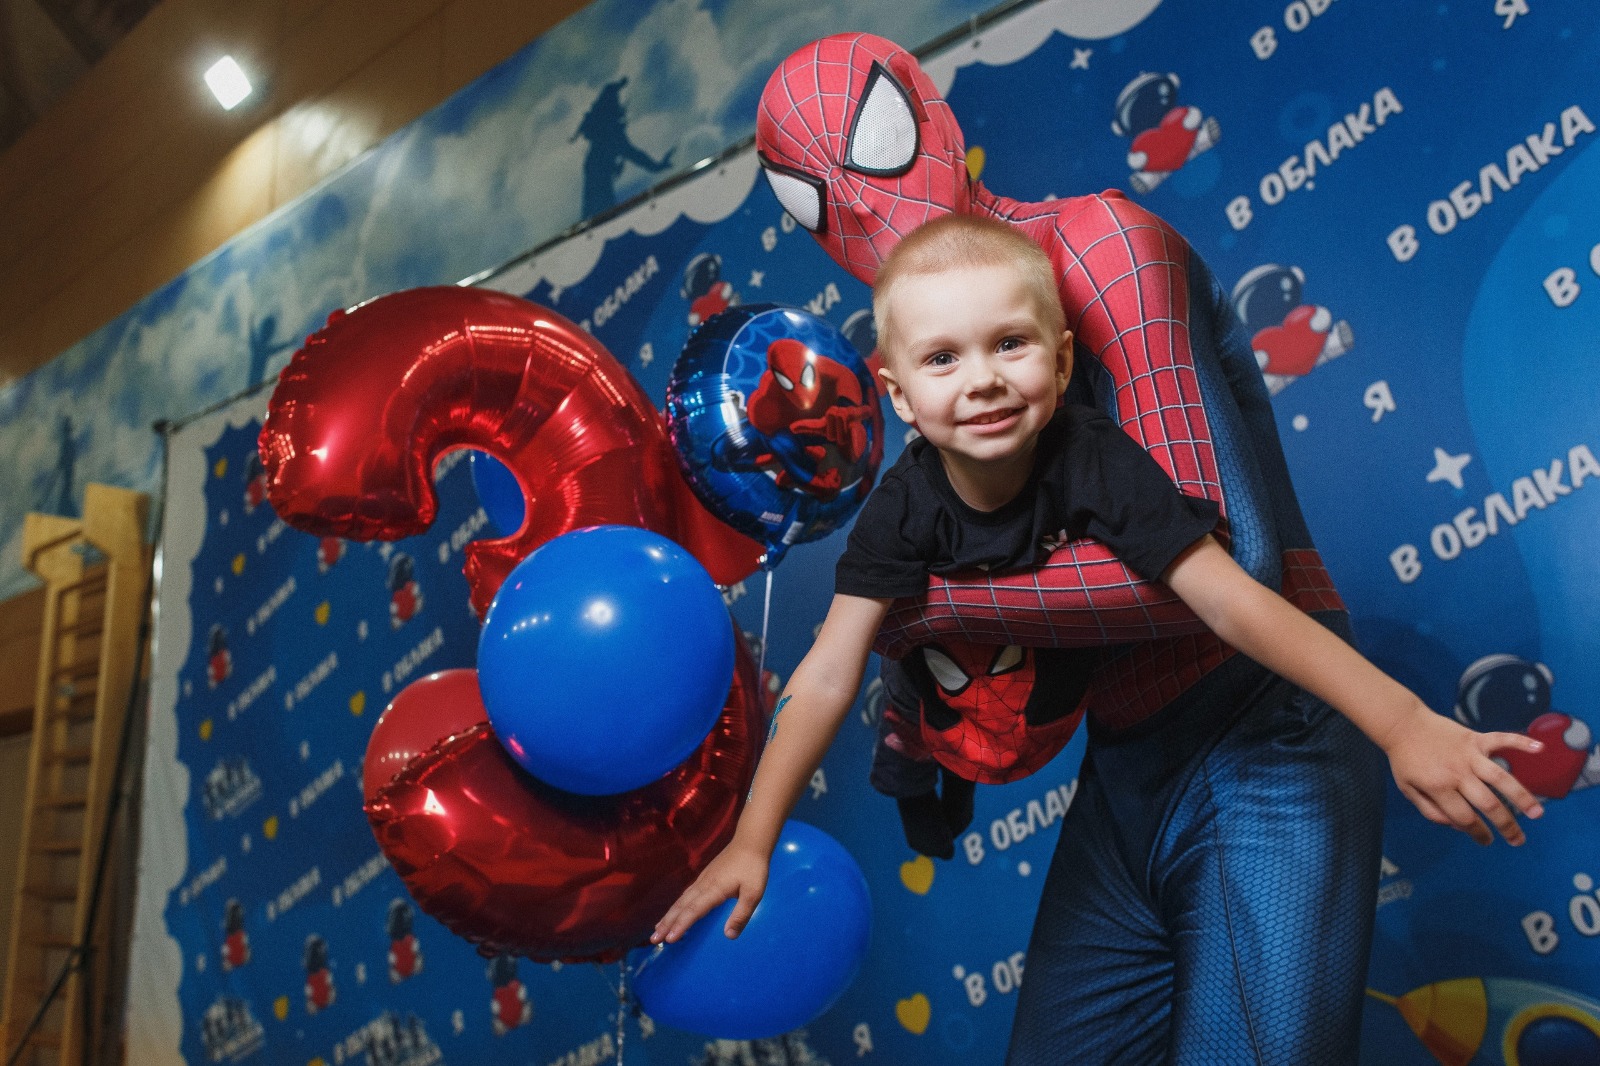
[573,77,673,219]
[247,314,296,389]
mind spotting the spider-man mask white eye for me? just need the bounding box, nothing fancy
[760,155,825,233]
[846,63,919,175]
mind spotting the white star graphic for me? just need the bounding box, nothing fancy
[1072,48,1093,69]
[1425,447,1472,490]
[749,270,765,288]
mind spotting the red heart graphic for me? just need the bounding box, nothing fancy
[1130,107,1198,173]
[1251,305,1325,377]
[1499,712,1590,800]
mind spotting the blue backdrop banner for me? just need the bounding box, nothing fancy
[131,3,1600,1065]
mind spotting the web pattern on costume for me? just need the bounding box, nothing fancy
[758,34,1345,728]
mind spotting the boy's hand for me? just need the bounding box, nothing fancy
[1380,704,1546,846]
[651,841,770,944]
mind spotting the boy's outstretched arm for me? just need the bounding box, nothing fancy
[1162,535,1546,846]
[652,593,890,944]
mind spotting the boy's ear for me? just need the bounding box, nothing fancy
[1056,330,1074,393]
[878,366,916,427]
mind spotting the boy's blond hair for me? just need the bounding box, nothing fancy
[872,214,1065,362]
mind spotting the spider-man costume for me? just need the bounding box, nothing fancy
[759,35,1384,1065]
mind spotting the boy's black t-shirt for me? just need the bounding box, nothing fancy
[835,404,1221,599]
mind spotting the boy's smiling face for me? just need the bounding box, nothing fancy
[878,263,1072,509]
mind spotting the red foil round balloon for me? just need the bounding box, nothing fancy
[364,641,765,964]
[257,286,762,614]
[360,669,490,807]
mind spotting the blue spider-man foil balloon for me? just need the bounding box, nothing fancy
[667,304,884,567]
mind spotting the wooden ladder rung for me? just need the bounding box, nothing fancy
[36,794,87,810]
[54,617,104,639]
[48,700,95,721]
[51,661,99,682]
[31,841,82,855]
[24,935,75,949]
[21,883,76,901]
[55,572,107,598]
[45,746,93,764]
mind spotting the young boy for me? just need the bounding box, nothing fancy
[652,214,1543,1063]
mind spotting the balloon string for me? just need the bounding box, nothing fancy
[757,567,774,695]
[614,961,628,1065]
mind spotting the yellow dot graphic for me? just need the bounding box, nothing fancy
[231,554,246,576]
[263,815,279,840]
[214,458,229,479]
[273,996,289,1021]
[314,601,331,625]
[198,719,213,741]
[348,691,366,716]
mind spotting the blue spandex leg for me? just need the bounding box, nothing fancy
[1007,668,1386,1065]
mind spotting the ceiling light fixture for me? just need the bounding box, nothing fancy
[204,56,252,110]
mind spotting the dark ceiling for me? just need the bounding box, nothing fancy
[0,0,162,155]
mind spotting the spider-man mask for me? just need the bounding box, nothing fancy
[756,33,975,286]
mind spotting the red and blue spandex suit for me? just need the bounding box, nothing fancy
[757,34,1385,1065]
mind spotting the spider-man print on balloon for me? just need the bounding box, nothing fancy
[711,337,873,501]
[756,34,1344,730]
[669,304,883,565]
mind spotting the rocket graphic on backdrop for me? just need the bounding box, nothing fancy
[1370,977,1600,1065]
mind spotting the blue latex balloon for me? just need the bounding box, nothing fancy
[630,820,872,1039]
[469,451,524,536]
[666,304,883,567]
[476,525,734,795]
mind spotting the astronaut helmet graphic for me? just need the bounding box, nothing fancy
[303,934,335,1014]
[1111,71,1220,194]
[487,953,532,1035]
[1458,654,1598,802]
[1455,653,1554,733]
[387,898,422,982]
[1229,263,1353,394]
[683,252,739,327]
[220,898,249,971]
[243,451,268,512]
[206,623,232,688]
[387,552,422,627]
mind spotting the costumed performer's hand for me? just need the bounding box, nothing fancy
[1379,705,1546,846]
[651,840,770,944]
